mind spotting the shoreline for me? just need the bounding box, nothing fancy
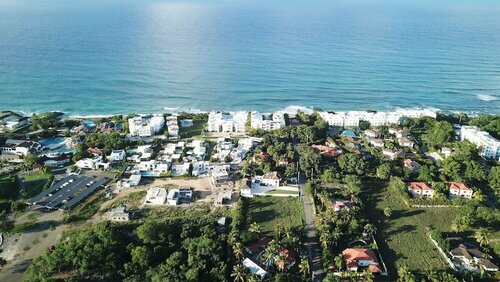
[3,105,491,119]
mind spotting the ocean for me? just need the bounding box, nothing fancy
[0,0,499,115]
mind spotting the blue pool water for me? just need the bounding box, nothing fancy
[39,137,66,148]
[0,0,499,114]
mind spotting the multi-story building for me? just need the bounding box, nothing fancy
[460,126,500,160]
[128,115,165,137]
[207,111,248,133]
[251,112,286,131]
[318,108,438,128]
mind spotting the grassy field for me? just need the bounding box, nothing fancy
[108,190,147,210]
[247,196,303,235]
[21,172,53,198]
[179,120,206,138]
[361,178,457,276]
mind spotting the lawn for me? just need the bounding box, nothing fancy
[22,172,53,198]
[247,196,304,235]
[361,178,457,277]
[179,119,206,138]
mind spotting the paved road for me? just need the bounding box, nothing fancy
[301,186,325,282]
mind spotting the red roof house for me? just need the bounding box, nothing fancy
[342,248,380,273]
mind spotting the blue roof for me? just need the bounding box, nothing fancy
[341,130,357,137]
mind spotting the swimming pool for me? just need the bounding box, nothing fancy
[40,137,66,148]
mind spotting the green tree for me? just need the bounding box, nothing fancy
[298,145,322,178]
[376,163,391,180]
[131,246,152,269]
[421,121,454,149]
[417,165,436,182]
[338,154,366,175]
[475,228,489,247]
[489,166,500,195]
[344,175,362,195]
[397,265,416,282]
[322,169,337,183]
[231,264,248,282]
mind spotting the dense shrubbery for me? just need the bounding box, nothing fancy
[24,216,229,281]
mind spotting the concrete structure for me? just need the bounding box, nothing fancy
[382,149,403,160]
[215,190,232,206]
[398,137,414,148]
[403,159,420,173]
[105,204,130,221]
[211,167,229,186]
[117,174,141,189]
[460,126,500,160]
[128,115,165,137]
[242,258,268,278]
[408,182,434,198]
[144,187,167,205]
[166,188,193,206]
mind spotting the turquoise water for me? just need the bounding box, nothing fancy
[0,0,499,115]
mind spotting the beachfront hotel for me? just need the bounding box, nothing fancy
[318,109,438,128]
[128,115,165,137]
[207,111,248,133]
[251,111,286,131]
[461,126,500,160]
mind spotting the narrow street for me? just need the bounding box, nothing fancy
[301,185,325,282]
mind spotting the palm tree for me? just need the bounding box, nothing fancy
[298,256,309,277]
[231,264,248,282]
[261,240,278,266]
[363,223,377,238]
[383,207,392,219]
[249,222,262,236]
[334,254,345,271]
[319,232,332,249]
[472,191,485,202]
[363,269,374,282]
[475,228,489,247]
[274,254,286,272]
[397,265,416,282]
[233,242,244,261]
[424,268,440,282]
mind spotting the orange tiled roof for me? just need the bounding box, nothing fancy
[446,182,471,191]
[408,182,433,191]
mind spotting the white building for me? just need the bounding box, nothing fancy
[117,174,141,189]
[135,160,170,177]
[207,111,248,133]
[171,163,191,176]
[212,167,229,185]
[166,115,179,138]
[192,161,211,176]
[108,149,125,162]
[319,108,438,128]
[447,182,473,199]
[251,112,286,131]
[128,115,165,137]
[166,188,193,206]
[75,156,109,170]
[0,140,41,157]
[260,171,282,187]
[144,187,167,205]
[460,126,500,160]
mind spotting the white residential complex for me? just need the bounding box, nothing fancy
[251,112,286,131]
[166,115,179,137]
[207,111,248,133]
[128,115,165,137]
[318,109,437,127]
[460,126,500,160]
